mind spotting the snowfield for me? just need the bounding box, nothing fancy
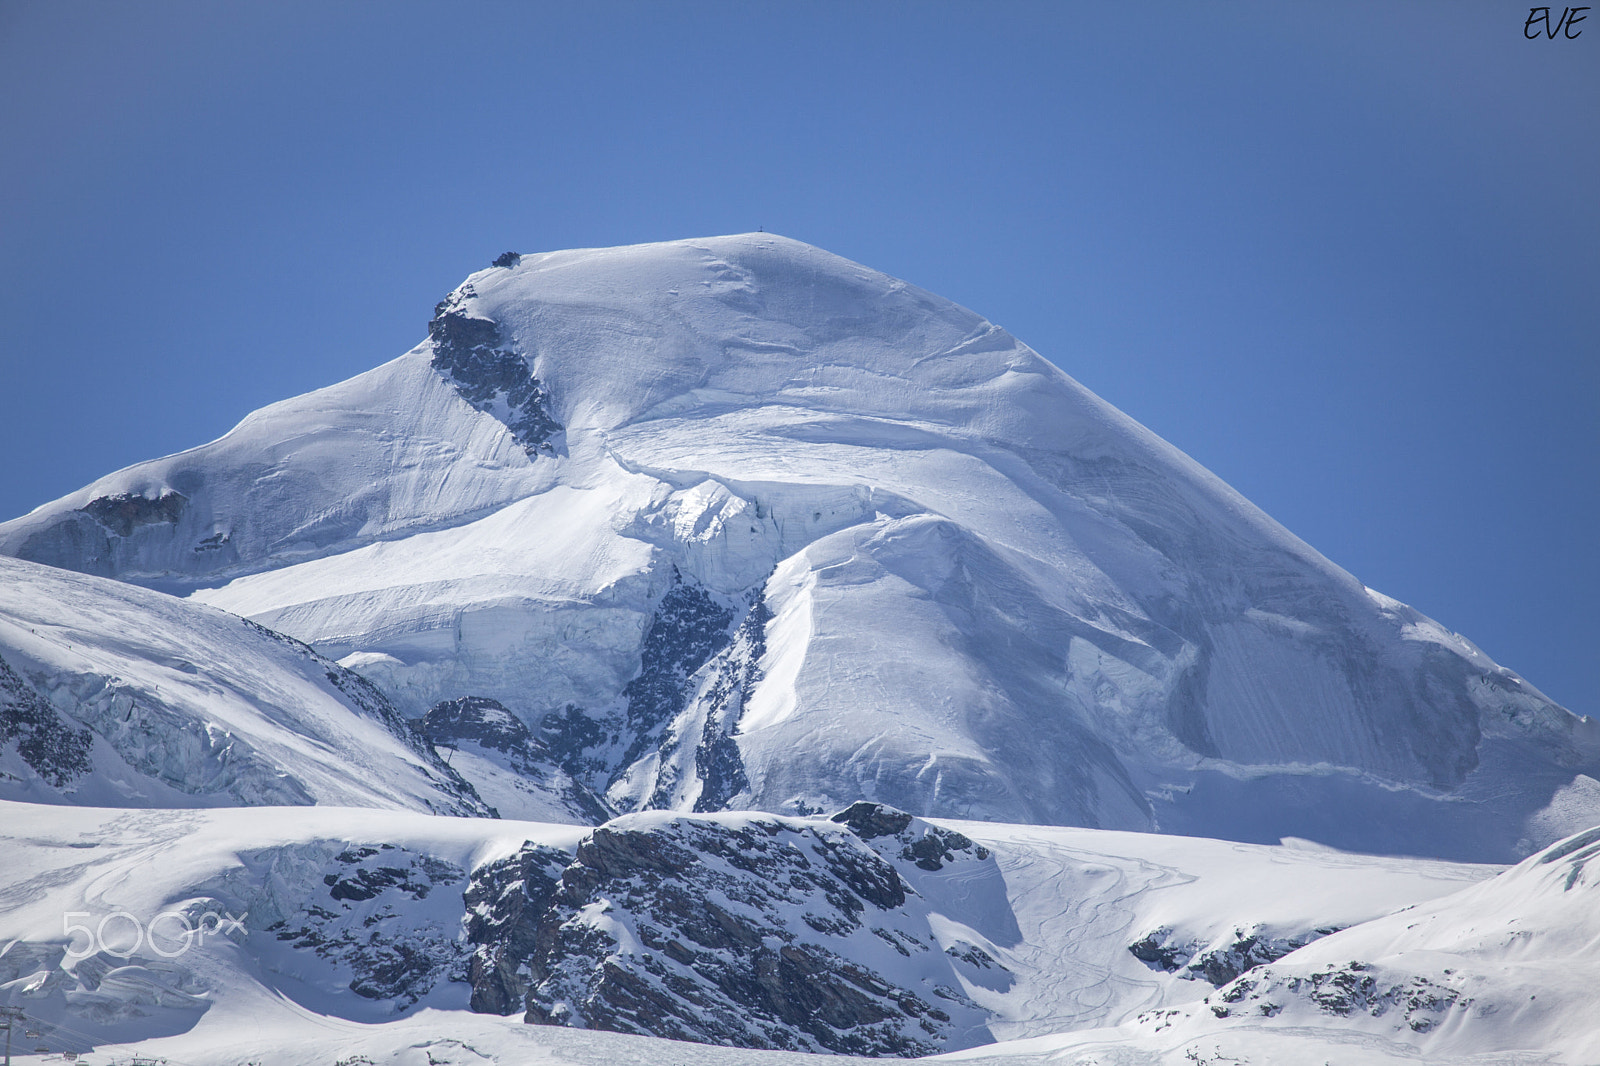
[0,801,1511,1065]
[1,233,1596,1063]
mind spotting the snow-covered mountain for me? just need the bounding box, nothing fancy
[2,233,1594,863]
[0,555,487,814]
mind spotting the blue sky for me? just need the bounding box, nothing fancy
[1,1,1595,713]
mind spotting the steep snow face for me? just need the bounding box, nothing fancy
[0,556,488,814]
[2,234,1595,859]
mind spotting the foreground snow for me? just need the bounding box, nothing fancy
[949,825,1600,1065]
[0,800,1516,1064]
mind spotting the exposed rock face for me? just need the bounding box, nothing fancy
[16,491,189,577]
[616,570,736,771]
[1128,923,1341,987]
[418,695,537,752]
[638,581,770,813]
[0,653,92,787]
[831,800,992,871]
[534,567,751,814]
[232,842,470,1011]
[78,491,187,537]
[461,808,1000,1056]
[416,696,612,824]
[1195,961,1470,1033]
[429,285,561,455]
[687,586,766,812]
[461,841,572,1015]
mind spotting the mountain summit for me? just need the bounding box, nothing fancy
[3,234,1594,860]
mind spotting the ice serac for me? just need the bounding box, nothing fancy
[0,556,490,814]
[2,234,1595,860]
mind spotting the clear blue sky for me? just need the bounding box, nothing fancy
[1,2,1595,714]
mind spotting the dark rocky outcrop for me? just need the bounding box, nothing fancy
[639,580,769,813]
[618,571,736,769]
[690,585,768,812]
[538,568,742,806]
[17,491,188,577]
[832,801,991,871]
[1199,961,1469,1033]
[416,696,612,824]
[428,286,561,455]
[0,653,92,787]
[1128,923,1341,987]
[77,491,186,537]
[461,811,997,1056]
[262,843,469,1009]
[462,842,581,1015]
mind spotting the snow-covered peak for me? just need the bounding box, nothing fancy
[1,235,1594,861]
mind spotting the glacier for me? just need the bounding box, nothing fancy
[2,232,1595,863]
[0,555,488,815]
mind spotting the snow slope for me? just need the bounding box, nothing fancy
[0,555,488,814]
[2,234,1595,861]
[945,824,1600,1066]
[0,801,1494,1064]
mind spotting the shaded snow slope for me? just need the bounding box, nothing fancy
[413,695,612,825]
[2,234,1594,860]
[0,802,1490,1063]
[0,556,488,814]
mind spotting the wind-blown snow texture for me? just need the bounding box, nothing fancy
[3,233,1596,862]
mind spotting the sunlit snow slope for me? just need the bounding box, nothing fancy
[3,234,1595,860]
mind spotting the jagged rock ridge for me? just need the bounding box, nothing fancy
[429,278,562,455]
[461,806,1000,1056]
